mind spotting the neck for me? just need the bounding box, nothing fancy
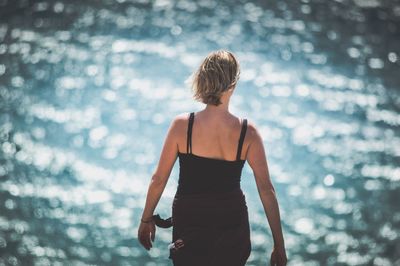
[202,89,233,116]
[203,102,230,115]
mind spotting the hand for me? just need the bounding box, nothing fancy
[270,245,287,266]
[138,219,156,250]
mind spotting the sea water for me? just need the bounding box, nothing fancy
[0,0,399,265]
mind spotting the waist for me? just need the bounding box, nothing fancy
[176,180,241,196]
[172,188,248,227]
[174,186,244,200]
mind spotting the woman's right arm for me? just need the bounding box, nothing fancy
[246,122,287,265]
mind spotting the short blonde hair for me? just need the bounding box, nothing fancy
[190,50,240,106]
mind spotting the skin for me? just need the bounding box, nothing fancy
[138,86,287,265]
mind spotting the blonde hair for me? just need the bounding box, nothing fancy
[190,50,240,106]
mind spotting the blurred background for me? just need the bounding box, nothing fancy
[0,0,399,265]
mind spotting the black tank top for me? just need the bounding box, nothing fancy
[176,112,248,195]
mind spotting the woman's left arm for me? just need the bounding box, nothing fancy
[140,117,180,221]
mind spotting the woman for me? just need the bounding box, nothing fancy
[138,50,287,266]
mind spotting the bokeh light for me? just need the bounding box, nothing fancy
[0,0,399,265]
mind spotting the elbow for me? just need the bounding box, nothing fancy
[151,174,167,188]
[259,183,276,195]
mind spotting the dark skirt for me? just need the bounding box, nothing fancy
[154,188,251,266]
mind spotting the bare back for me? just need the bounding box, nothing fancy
[177,111,249,162]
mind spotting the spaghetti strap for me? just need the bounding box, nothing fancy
[236,118,247,161]
[186,112,195,154]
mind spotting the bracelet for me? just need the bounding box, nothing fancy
[141,216,154,223]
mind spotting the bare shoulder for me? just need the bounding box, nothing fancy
[174,112,190,124]
[242,119,264,162]
[245,118,268,163]
[245,119,263,146]
[173,112,189,123]
[169,112,190,134]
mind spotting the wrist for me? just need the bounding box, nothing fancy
[274,242,285,248]
[141,215,154,223]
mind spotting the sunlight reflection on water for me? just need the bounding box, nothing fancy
[0,0,399,265]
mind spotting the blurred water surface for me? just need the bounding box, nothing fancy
[0,0,399,265]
